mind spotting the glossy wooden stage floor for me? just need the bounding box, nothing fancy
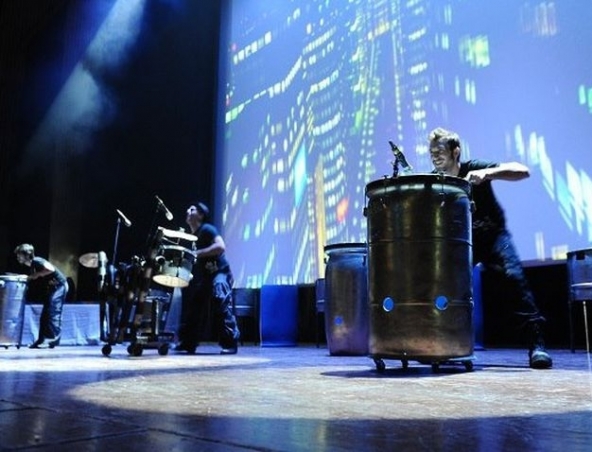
[1,344,592,451]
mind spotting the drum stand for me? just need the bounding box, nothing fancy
[98,214,124,346]
[127,230,175,357]
[100,224,175,357]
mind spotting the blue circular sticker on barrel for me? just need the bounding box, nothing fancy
[382,297,395,312]
[435,295,449,311]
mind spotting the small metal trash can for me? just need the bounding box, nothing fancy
[324,243,369,356]
[0,275,27,348]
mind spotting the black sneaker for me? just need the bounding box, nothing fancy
[526,322,553,369]
[529,347,553,369]
[174,343,197,354]
[28,341,43,349]
[220,346,238,355]
[29,341,57,349]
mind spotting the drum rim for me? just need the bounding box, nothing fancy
[153,274,190,288]
[0,274,28,282]
[160,245,193,252]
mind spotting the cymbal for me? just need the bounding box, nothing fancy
[158,227,197,242]
[79,252,100,268]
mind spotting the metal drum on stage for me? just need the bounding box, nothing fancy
[324,243,369,356]
[153,246,195,288]
[0,275,28,348]
[364,174,473,364]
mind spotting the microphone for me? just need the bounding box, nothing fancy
[389,141,413,174]
[155,195,174,221]
[97,251,107,292]
[116,209,132,227]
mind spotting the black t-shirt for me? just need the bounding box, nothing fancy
[191,223,230,278]
[31,257,67,285]
[457,160,507,240]
[27,257,67,298]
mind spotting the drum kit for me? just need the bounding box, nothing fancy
[78,224,198,357]
[152,227,198,287]
[78,227,197,289]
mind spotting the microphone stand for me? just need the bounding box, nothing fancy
[100,216,122,342]
[392,156,401,178]
[112,217,122,270]
[389,140,412,177]
[145,203,162,252]
[109,216,124,291]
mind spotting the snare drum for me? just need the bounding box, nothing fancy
[152,246,195,288]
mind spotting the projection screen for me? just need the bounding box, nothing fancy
[216,0,592,287]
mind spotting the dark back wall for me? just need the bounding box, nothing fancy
[0,0,222,299]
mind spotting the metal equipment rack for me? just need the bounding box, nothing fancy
[99,230,175,357]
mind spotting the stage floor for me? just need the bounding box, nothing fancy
[1,344,591,451]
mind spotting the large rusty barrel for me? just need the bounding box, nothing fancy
[364,174,473,361]
[323,243,369,356]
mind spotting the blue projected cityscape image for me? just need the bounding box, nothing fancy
[217,0,592,287]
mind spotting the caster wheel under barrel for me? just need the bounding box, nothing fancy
[374,358,386,373]
[101,344,112,356]
[128,343,143,357]
[158,343,169,356]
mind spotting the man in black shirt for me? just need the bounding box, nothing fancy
[428,127,552,369]
[176,202,240,354]
[14,243,68,349]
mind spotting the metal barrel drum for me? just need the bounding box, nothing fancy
[365,174,473,362]
[323,243,369,356]
[0,275,28,347]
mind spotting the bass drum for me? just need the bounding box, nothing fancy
[365,173,473,362]
[0,275,28,347]
[153,246,195,288]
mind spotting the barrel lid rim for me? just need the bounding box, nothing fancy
[324,242,367,252]
[567,248,592,257]
[365,173,470,190]
[160,245,193,252]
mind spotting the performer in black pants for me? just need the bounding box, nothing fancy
[14,243,68,349]
[428,127,552,369]
[175,202,240,355]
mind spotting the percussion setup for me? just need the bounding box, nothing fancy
[364,173,474,372]
[2,143,476,372]
[322,142,476,373]
[78,227,197,288]
[78,200,199,357]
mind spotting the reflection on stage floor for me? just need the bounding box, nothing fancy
[1,345,591,451]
